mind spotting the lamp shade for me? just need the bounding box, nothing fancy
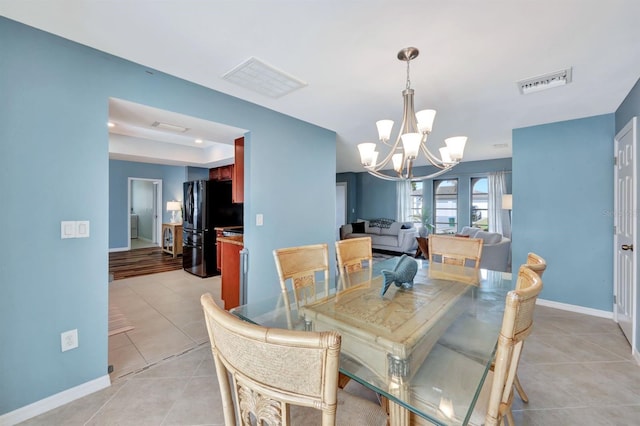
[416,109,436,134]
[167,201,181,212]
[401,133,422,158]
[502,194,512,210]
[444,136,467,161]
[376,120,394,142]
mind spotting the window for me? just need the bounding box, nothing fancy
[434,179,458,234]
[471,177,489,231]
[410,181,423,224]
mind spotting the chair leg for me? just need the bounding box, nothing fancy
[505,409,515,426]
[513,374,529,403]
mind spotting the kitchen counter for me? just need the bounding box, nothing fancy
[216,235,243,246]
[214,225,243,235]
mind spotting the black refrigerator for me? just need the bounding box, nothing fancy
[182,180,243,277]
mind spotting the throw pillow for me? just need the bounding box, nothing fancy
[369,218,395,229]
[351,222,366,233]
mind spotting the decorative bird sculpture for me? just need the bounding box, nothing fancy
[380,254,418,296]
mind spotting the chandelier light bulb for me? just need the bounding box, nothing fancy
[444,136,467,161]
[439,147,452,164]
[376,120,394,142]
[392,153,403,172]
[400,133,422,159]
[357,143,377,166]
[416,109,436,134]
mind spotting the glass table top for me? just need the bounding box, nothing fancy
[231,257,513,425]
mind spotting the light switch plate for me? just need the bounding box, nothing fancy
[256,214,264,226]
[61,221,76,239]
[76,221,90,238]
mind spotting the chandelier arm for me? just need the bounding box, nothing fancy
[419,143,448,170]
[369,132,404,172]
[366,164,454,182]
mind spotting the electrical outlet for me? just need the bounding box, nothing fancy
[61,329,78,352]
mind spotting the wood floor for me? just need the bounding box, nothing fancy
[109,247,183,280]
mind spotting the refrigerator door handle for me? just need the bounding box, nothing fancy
[239,248,249,305]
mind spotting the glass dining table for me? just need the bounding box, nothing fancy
[231,256,514,426]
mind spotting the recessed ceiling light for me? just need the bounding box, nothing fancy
[151,121,189,133]
[222,57,307,98]
[517,68,572,95]
[195,139,203,144]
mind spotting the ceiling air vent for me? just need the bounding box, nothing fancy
[222,57,307,98]
[151,121,188,133]
[517,68,572,95]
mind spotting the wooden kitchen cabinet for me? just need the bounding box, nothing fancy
[232,137,244,203]
[219,236,243,310]
[209,164,233,181]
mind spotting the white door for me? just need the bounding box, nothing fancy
[336,183,347,240]
[614,117,636,346]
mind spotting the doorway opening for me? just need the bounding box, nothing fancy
[128,177,162,250]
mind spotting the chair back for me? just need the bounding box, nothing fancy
[525,252,547,278]
[201,293,341,426]
[485,266,543,425]
[428,234,483,268]
[335,237,373,289]
[273,243,330,327]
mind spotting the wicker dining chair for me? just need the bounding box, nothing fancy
[483,266,543,425]
[273,243,330,329]
[201,293,388,426]
[408,265,542,425]
[335,237,373,289]
[508,251,547,403]
[428,234,483,268]
[523,252,547,281]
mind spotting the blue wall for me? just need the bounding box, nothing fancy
[0,17,335,415]
[338,158,512,227]
[108,160,200,249]
[512,114,614,311]
[615,77,640,352]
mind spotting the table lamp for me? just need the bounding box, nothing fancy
[167,201,181,223]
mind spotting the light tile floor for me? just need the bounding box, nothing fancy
[108,269,222,380]
[18,273,640,425]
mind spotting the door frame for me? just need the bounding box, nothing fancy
[336,182,348,240]
[613,116,637,350]
[128,177,163,249]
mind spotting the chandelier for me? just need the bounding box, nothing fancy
[358,47,467,181]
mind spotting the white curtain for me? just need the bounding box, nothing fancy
[488,172,511,238]
[396,180,411,222]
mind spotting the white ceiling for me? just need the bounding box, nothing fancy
[2,1,640,172]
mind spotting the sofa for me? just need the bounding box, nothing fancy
[340,218,418,254]
[456,226,511,272]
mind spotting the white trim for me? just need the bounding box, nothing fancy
[109,246,129,253]
[128,177,163,250]
[0,375,110,426]
[537,298,613,319]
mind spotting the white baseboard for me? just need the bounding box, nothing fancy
[109,247,129,253]
[536,298,613,319]
[0,375,111,426]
